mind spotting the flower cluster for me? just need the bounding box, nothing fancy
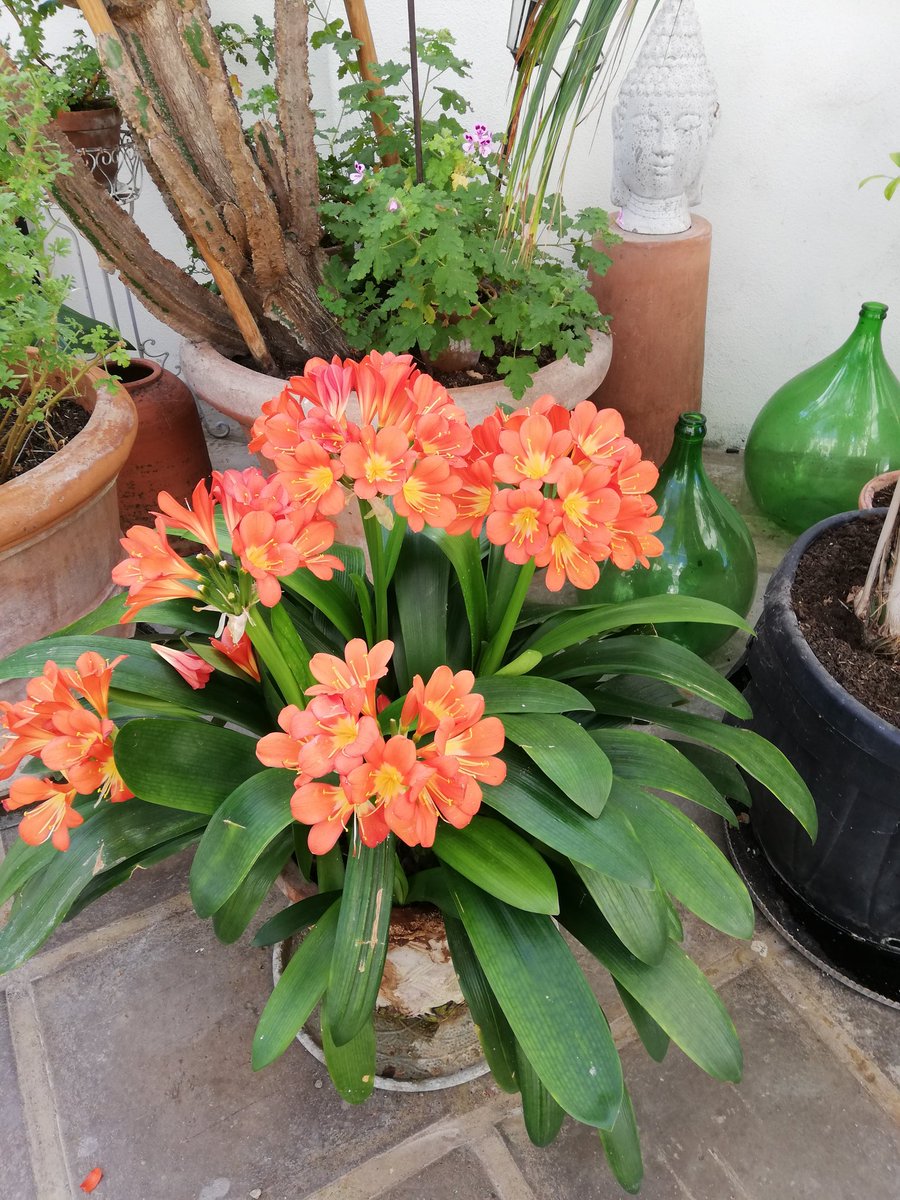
[256,639,505,852]
[112,469,343,624]
[0,653,132,849]
[462,122,496,157]
[250,351,473,534]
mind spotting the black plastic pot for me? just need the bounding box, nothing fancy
[731,510,900,954]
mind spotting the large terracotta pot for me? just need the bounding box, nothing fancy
[55,105,122,191]
[0,368,137,701]
[180,328,613,432]
[113,358,212,529]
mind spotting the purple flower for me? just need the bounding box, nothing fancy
[463,124,496,158]
[387,197,400,212]
[349,161,366,184]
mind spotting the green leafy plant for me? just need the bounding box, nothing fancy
[0,65,126,484]
[2,4,112,109]
[860,150,900,201]
[0,353,816,1193]
[315,25,613,396]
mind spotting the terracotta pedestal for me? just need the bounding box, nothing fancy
[588,214,712,466]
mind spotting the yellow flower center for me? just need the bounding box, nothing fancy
[364,452,397,485]
[372,762,407,802]
[510,505,541,544]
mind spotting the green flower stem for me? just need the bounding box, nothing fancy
[360,500,391,643]
[246,608,308,709]
[477,560,536,676]
[485,543,523,639]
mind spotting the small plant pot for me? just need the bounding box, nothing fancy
[858,469,899,509]
[55,105,122,191]
[729,511,900,953]
[272,902,488,1092]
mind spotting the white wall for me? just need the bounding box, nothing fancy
[6,0,900,446]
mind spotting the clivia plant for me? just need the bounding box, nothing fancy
[0,354,815,1192]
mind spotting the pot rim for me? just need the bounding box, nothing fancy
[858,469,900,510]
[271,940,489,1093]
[759,509,900,760]
[0,366,137,554]
[180,326,613,430]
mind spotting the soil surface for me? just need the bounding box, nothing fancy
[8,398,90,479]
[872,482,895,508]
[792,514,900,726]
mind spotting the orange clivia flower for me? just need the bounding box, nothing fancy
[59,652,126,720]
[393,456,460,532]
[494,413,573,487]
[4,777,83,850]
[210,627,260,682]
[555,462,620,543]
[485,486,554,564]
[400,666,479,738]
[291,779,389,853]
[535,521,603,592]
[112,519,202,620]
[444,459,496,537]
[155,480,220,554]
[306,638,394,717]
[151,644,214,690]
[568,402,629,465]
[274,441,346,517]
[231,510,341,607]
[613,442,659,496]
[340,424,412,499]
[607,495,665,570]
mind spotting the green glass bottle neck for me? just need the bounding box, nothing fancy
[658,412,707,481]
[841,302,889,363]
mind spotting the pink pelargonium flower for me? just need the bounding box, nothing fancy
[387,197,400,212]
[463,122,495,157]
[349,161,366,184]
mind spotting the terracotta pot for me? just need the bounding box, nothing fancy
[0,368,137,702]
[273,898,487,1091]
[180,327,613,432]
[858,469,899,509]
[112,358,212,529]
[55,105,122,192]
[420,310,482,374]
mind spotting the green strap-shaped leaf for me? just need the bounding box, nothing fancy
[614,983,670,1063]
[485,751,654,888]
[320,1001,377,1104]
[599,1084,644,1194]
[327,835,395,1046]
[252,902,340,1070]
[473,675,593,715]
[608,779,754,940]
[65,829,201,922]
[425,528,487,663]
[592,728,738,826]
[575,866,669,965]
[115,718,263,815]
[539,634,752,719]
[434,818,559,914]
[669,740,753,810]
[280,568,363,642]
[53,592,220,638]
[448,870,624,1130]
[0,802,206,972]
[559,881,742,1083]
[391,532,449,689]
[443,913,518,1093]
[190,769,296,916]
[591,690,817,840]
[515,1041,566,1147]
[524,596,752,657]
[211,828,294,944]
[0,636,267,732]
[252,891,341,948]
[503,713,612,816]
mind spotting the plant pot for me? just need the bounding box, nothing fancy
[419,310,482,374]
[55,105,122,192]
[273,905,487,1092]
[112,358,212,529]
[729,511,900,952]
[179,328,613,433]
[858,469,899,509]
[0,368,137,702]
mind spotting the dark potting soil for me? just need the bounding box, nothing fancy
[237,342,558,391]
[9,398,90,478]
[792,514,900,727]
[872,483,895,508]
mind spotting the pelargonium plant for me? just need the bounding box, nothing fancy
[0,354,815,1193]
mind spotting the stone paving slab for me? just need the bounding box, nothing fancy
[16,904,501,1200]
[500,966,900,1200]
[380,1147,496,1200]
[0,995,38,1200]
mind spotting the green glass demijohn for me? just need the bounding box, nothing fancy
[594,412,758,657]
[744,301,900,534]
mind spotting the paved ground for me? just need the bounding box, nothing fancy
[1,434,897,1200]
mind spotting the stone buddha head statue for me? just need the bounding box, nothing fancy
[611,0,719,235]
